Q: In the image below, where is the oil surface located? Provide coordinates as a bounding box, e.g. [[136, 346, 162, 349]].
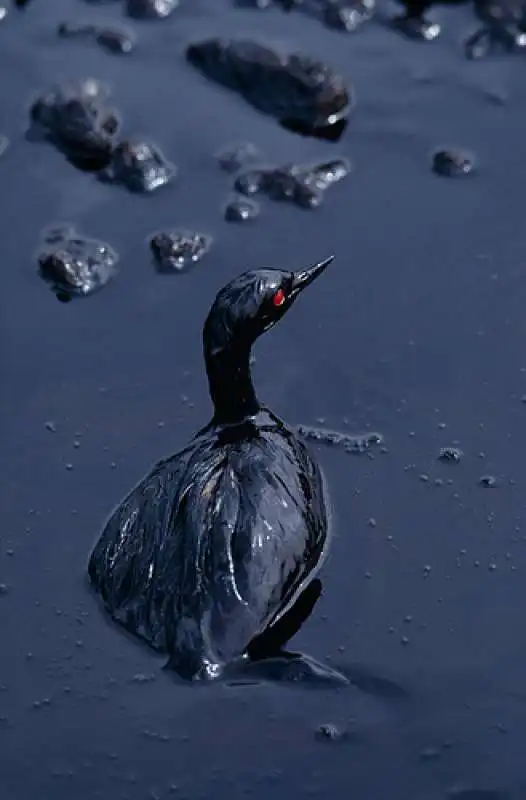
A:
[[1, 1, 526, 799]]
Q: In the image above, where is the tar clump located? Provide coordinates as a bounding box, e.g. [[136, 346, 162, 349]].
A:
[[126, 0, 179, 18], [100, 139, 176, 192], [240, 0, 375, 32], [394, 0, 526, 56], [37, 226, 119, 302], [234, 158, 351, 210], [438, 447, 463, 463], [224, 196, 261, 222], [186, 38, 353, 140], [150, 230, 212, 272], [28, 78, 120, 171], [432, 149, 475, 177]]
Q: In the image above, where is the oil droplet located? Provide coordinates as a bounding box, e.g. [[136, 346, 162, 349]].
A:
[[438, 447, 463, 463], [479, 475, 497, 488], [316, 723, 346, 741], [432, 149, 475, 177]]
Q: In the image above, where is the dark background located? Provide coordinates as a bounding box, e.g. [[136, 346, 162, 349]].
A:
[[2, 2, 526, 798]]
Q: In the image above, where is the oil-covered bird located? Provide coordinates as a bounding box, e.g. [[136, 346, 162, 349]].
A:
[[88, 256, 346, 684]]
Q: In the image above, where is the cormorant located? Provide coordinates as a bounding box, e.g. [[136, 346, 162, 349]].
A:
[[88, 255, 346, 684]]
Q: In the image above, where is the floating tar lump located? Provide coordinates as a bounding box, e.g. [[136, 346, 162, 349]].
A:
[[322, 0, 376, 31], [150, 230, 212, 272], [28, 79, 120, 171], [237, 0, 375, 32], [438, 446, 463, 463], [432, 149, 475, 177], [394, 0, 526, 55], [234, 158, 351, 210], [186, 38, 353, 140], [100, 139, 176, 192], [126, 0, 179, 18], [467, 0, 526, 57], [37, 226, 119, 302], [224, 196, 261, 222]]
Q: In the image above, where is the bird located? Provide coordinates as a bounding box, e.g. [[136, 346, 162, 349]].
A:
[[88, 255, 347, 684]]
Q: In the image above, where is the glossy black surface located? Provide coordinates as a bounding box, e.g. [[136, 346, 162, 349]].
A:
[[150, 229, 213, 272], [432, 148, 475, 177], [126, 0, 179, 18], [262, 0, 376, 31], [37, 225, 119, 301], [224, 196, 261, 221], [88, 259, 338, 682], [396, 0, 526, 50], [28, 78, 120, 171], [234, 157, 351, 209], [100, 139, 176, 192], [186, 38, 353, 138], [3, 2, 526, 798]]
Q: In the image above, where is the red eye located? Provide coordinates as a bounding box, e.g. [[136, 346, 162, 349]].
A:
[[272, 288, 286, 307]]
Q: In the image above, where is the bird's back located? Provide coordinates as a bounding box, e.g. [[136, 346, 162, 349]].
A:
[[88, 409, 329, 679]]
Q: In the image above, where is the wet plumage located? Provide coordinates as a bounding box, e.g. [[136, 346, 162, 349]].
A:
[[88, 257, 340, 682]]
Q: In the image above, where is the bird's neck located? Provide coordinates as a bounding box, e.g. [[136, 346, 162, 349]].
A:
[[205, 341, 260, 425]]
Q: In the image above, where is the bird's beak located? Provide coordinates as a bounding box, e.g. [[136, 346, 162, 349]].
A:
[[291, 255, 334, 298]]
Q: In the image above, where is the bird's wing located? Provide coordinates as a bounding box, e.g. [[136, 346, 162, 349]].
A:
[[88, 426, 328, 667], [197, 428, 328, 660], [87, 436, 215, 651]]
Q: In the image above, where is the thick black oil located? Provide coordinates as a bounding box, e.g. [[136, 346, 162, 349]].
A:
[[1, 1, 526, 799]]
